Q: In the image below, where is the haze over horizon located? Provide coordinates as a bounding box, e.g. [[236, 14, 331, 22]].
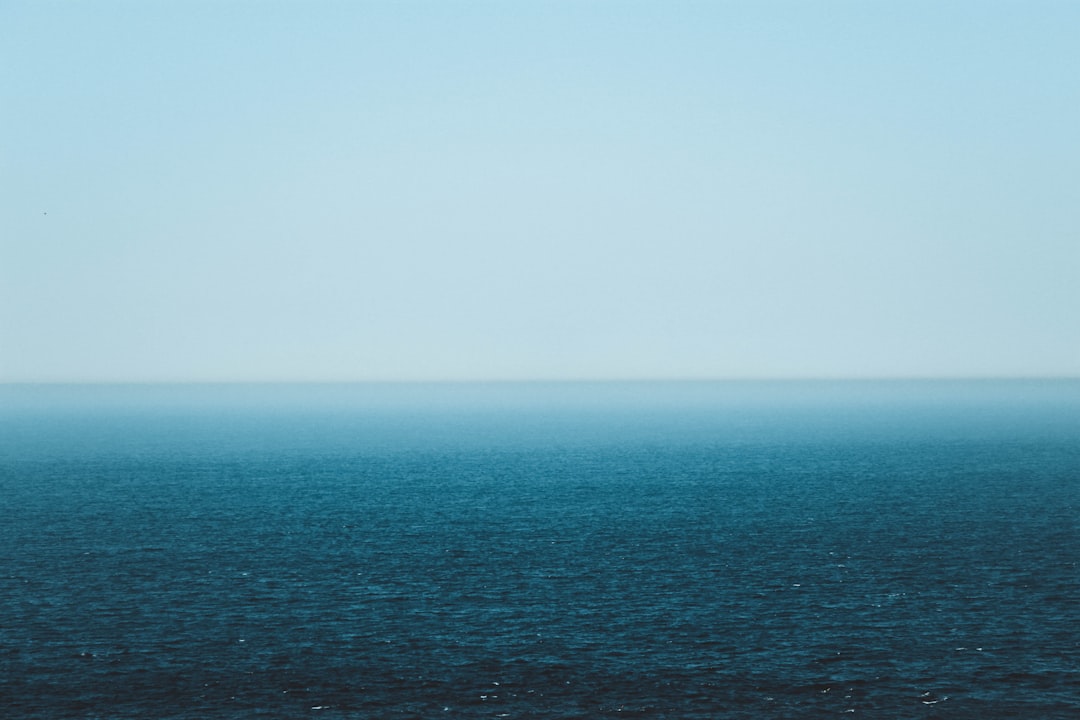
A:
[[3, 2, 1078, 383]]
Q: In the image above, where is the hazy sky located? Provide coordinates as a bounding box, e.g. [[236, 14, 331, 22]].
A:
[[3, 1, 1078, 382]]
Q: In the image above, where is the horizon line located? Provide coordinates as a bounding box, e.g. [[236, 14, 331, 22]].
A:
[[3, 375, 1079, 386]]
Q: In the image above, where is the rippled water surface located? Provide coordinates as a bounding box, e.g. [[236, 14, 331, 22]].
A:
[[2, 381, 1078, 718]]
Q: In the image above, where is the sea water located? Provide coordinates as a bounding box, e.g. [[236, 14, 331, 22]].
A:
[[1, 381, 1078, 718]]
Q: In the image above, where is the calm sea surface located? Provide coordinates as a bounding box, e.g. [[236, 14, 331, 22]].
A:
[[1, 381, 1078, 718]]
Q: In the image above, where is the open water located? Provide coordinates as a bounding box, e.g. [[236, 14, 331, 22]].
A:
[[1, 381, 1078, 718]]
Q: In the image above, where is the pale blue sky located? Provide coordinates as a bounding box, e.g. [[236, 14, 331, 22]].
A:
[[2, 1, 1078, 382]]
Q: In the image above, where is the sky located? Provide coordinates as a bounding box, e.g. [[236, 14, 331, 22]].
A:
[[2, 1, 1078, 382]]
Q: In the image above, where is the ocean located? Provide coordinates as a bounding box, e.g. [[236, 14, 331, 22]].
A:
[[1, 381, 1078, 718]]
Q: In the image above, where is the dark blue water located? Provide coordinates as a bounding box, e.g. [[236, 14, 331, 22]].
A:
[[2, 381, 1078, 718]]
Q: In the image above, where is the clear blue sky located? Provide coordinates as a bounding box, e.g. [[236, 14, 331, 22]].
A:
[[2, 1, 1078, 382]]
